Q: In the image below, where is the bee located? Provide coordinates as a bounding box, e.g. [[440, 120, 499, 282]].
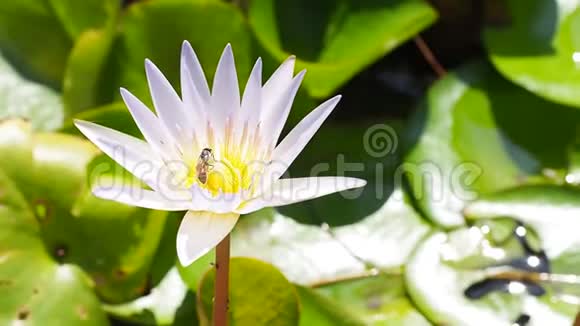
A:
[[196, 148, 214, 184]]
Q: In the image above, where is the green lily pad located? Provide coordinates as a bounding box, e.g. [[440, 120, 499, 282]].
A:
[[62, 102, 141, 139], [464, 184, 580, 274], [114, 0, 252, 102], [316, 275, 431, 325], [0, 120, 167, 303], [249, 0, 437, 98], [197, 257, 300, 326], [104, 267, 197, 325], [63, 28, 117, 115], [278, 122, 402, 226], [0, 53, 63, 131], [0, 0, 71, 86], [406, 229, 577, 325], [232, 189, 430, 285], [0, 0, 119, 87], [296, 286, 363, 326], [0, 154, 108, 325], [484, 0, 580, 107], [404, 61, 580, 228], [48, 0, 120, 40], [278, 121, 401, 226]]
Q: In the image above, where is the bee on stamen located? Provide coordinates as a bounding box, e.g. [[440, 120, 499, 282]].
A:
[[196, 148, 214, 184]]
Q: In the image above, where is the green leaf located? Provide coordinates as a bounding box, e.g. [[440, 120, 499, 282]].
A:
[[0, 120, 167, 303], [197, 257, 300, 326], [0, 53, 63, 131], [406, 229, 576, 325], [0, 152, 108, 325], [277, 122, 402, 226], [484, 0, 580, 107], [464, 184, 580, 273], [296, 286, 363, 326], [249, 0, 437, 98], [232, 189, 431, 285], [404, 61, 580, 228], [62, 28, 117, 115], [317, 275, 431, 325], [0, 0, 71, 86], [0, 0, 119, 87], [104, 267, 198, 325], [114, 0, 252, 102], [62, 102, 141, 138], [48, 0, 120, 40], [177, 249, 215, 292]]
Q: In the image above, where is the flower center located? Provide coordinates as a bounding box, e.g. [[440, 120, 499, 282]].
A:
[[173, 118, 271, 197], [181, 146, 261, 196]]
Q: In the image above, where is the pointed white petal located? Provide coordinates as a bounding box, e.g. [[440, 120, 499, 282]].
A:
[[237, 176, 366, 214], [74, 120, 163, 189], [181, 65, 207, 146], [177, 210, 239, 266], [262, 55, 296, 115], [181, 41, 211, 104], [93, 186, 192, 211], [211, 44, 240, 132], [185, 185, 245, 214], [240, 58, 262, 129], [145, 59, 189, 141], [120, 88, 176, 159], [261, 70, 305, 145], [260, 96, 341, 188]]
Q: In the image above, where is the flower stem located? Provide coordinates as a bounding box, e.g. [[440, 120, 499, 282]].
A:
[[213, 234, 230, 326], [413, 35, 446, 78]]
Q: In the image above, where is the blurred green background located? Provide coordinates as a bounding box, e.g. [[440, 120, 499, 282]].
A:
[[1, 0, 580, 325]]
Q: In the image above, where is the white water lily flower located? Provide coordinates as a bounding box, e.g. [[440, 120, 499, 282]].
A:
[[75, 42, 366, 266]]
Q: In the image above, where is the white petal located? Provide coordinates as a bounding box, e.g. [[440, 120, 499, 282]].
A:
[[120, 88, 176, 159], [74, 120, 162, 189], [211, 44, 240, 133], [93, 185, 192, 211], [181, 41, 211, 105], [262, 55, 296, 115], [261, 70, 305, 145], [177, 210, 239, 266], [145, 59, 189, 142], [181, 65, 207, 147], [187, 186, 245, 214], [237, 176, 366, 214], [240, 58, 262, 130], [261, 96, 341, 188]]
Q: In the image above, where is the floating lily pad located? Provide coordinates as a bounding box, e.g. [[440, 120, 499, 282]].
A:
[[0, 0, 119, 87], [104, 267, 197, 325], [406, 229, 576, 325], [63, 28, 117, 115], [0, 53, 63, 131], [484, 0, 580, 108], [114, 0, 252, 102], [232, 189, 430, 285], [316, 275, 431, 325], [197, 257, 300, 326], [296, 286, 363, 326], [278, 122, 403, 226], [0, 120, 167, 303], [464, 184, 580, 274], [0, 154, 108, 325], [404, 61, 580, 227], [249, 0, 437, 98]]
